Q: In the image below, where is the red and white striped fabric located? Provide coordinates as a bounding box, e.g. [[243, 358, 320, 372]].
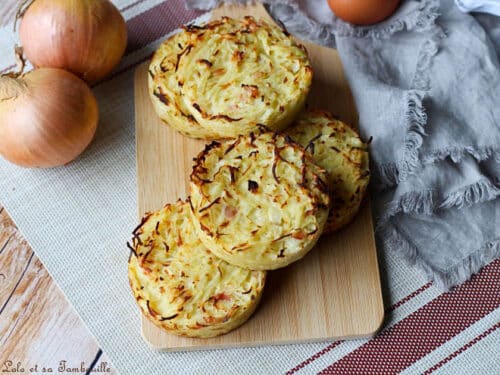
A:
[[0, 1, 498, 374]]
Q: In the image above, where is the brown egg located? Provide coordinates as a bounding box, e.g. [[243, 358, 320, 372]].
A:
[[327, 0, 401, 25]]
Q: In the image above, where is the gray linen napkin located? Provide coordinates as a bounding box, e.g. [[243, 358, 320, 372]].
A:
[[186, 0, 500, 289]]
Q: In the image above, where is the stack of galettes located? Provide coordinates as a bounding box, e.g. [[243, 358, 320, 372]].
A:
[[128, 16, 370, 338]]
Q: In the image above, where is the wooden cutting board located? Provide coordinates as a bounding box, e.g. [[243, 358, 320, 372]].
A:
[[134, 3, 384, 351]]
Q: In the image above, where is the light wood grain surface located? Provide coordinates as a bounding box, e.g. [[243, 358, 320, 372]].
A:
[[135, 3, 383, 351], [0, 206, 115, 373], [0, 2, 114, 373]]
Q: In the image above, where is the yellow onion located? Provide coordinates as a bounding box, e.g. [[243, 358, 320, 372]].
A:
[[19, 0, 127, 83], [326, 0, 401, 25], [0, 67, 98, 168]]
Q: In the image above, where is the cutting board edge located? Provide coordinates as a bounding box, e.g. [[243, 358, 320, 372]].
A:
[[141, 317, 385, 352]]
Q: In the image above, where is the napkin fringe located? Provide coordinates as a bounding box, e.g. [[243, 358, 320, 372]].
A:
[[376, 164, 400, 188], [440, 178, 500, 209], [412, 33, 444, 90], [266, 2, 336, 47], [423, 145, 500, 164], [399, 90, 428, 179], [382, 224, 500, 289], [382, 190, 435, 223], [186, 0, 441, 43], [378, 25, 445, 188], [379, 178, 500, 225], [268, 0, 441, 41], [372, 89, 428, 189], [343, 0, 439, 39]]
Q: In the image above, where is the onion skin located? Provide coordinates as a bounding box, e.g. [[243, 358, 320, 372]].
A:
[[0, 68, 98, 168], [19, 0, 127, 83], [326, 0, 401, 25]]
